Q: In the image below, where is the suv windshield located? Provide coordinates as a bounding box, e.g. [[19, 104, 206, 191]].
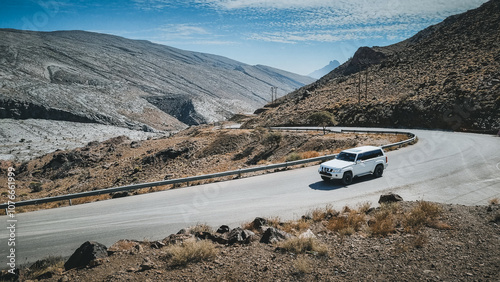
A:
[[336, 152, 356, 162]]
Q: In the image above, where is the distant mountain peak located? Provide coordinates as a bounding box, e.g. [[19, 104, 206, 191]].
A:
[[308, 60, 341, 79]]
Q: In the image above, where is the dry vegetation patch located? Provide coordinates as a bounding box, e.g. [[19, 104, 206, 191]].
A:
[[4, 200, 499, 281], [165, 239, 218, 267]]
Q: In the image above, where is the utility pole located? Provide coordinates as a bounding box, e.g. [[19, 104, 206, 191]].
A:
[[358, 72, 361, 104], [365, 70, 368, 101], [271, 86, 278, 103]]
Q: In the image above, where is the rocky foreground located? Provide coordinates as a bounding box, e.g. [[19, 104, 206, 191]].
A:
[[3, 197, 499, 281]]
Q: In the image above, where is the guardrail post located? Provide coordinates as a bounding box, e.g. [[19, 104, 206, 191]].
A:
[[238, 168, 241, 178], [69, 199, 72, 206]]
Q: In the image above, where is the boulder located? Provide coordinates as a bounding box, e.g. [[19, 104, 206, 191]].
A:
[[252, 217, 268, 230], [64, 241, 108, 270], [378, 193, 403, 204], [228, 227, 255, 245], [195, 231, 228, 244], [260, 227, 291, 244], [216, 225, 230, 234], [299, 229, 317, 239], [162, 234, 193, 245]]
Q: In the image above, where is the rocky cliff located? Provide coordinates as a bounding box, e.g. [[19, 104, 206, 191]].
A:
[[0, 29, 315, 131], [246, 0, 500, 132]]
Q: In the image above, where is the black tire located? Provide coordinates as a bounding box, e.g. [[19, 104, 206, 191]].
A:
[[373, 165, 384, 178], [321, 176, 330, 182], [342, 172, 353, 185]]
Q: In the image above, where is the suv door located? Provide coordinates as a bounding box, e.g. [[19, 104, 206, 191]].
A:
[[353, 153, 370, 176], [362, 150, 378, 173]]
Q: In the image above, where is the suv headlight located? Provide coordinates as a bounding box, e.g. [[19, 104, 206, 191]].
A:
[[332, 168, 342, 173]]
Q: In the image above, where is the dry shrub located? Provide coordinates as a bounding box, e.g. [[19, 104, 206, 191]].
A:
[[266, 217, 282, 229], [277, 237, 328, 256], [167, 239, 218, 267], [25, 256, 64, 280], [286, 152, 302, 162], [489, 198, 499, 205], [327, 216, 348, 232], [293, 256, 312, 274], [311, 204, 337, 222], [188, 224, 213, 234], [327, 209, 365, 234], [357, 202, 372, 214], [370, 209, 396, 237], [241, 220, 256, 232], [404, 201, 441, 233], [300, 151, 320, 159], [338, 227, 355, 237], [282, 219, 311, 234]]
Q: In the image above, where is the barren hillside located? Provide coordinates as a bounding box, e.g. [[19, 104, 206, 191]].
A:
[[0, 29, 315, 131], [246, 0, 500, 132]]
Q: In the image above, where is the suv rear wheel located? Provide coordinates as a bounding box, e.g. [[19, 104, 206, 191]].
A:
[[342, 172, 353, 185], [373, 164, 384, 177]]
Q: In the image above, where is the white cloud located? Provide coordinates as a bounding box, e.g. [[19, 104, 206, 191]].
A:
[[159, 24, 211, 37]]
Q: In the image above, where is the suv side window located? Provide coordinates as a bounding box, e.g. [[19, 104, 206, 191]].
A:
[[357, 153, 367, 161], [360, 150, 383, 161]]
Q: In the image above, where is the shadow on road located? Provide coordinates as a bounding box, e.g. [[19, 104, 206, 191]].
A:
[[309, 181, 344, 191], [310, 175, 379, 191]]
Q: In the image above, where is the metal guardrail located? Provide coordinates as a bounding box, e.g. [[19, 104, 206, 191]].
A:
[[0, 128, 416, 210]]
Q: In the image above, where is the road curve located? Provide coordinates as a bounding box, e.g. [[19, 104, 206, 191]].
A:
[[2, 128, 499, 265]]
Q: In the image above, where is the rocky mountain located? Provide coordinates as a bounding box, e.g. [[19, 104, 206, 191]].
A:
[[247, 0, 500, 132], [308, 60, 340, 79], [0, 29, 315, 131]]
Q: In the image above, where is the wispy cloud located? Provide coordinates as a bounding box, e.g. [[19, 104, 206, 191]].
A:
[[130, 0, 488, 44], [159, 24, 211, 37]]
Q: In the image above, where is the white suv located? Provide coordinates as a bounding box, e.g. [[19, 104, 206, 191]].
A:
[[318, 146, 388, 185]]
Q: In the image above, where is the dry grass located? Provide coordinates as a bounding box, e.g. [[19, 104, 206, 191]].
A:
[[404, 201, 442, 233], [369, 208, 397, 237], [293, 256, 313, 274], [277, 237, 329, 256], [310, 204, 337, 222], [188, 224, 213, 234], [166, 239, 218, 267], [71, 194, 112, 205], [357, 202, 372, 214], [326, 209, 365, 234], [282, 219, 311, 234], [25, 256, 64, 280], [300, 151, 320, 159], [489, 198, 499, 205]]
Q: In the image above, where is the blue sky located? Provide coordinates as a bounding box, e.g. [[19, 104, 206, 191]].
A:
[[0, 0, 489, 75]]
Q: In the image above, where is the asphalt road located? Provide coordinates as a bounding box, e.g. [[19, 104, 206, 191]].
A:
[[2, 128, 500, 266]]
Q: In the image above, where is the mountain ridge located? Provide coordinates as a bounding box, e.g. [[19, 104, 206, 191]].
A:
[[0, 29, 315, 131], [246, 0, 500, 132]]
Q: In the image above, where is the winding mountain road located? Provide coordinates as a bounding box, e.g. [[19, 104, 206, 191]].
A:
[[2, 128, 500, 266]]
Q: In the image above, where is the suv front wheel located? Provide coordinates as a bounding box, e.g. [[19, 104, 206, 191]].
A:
[[342, 172, 353, 185]]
